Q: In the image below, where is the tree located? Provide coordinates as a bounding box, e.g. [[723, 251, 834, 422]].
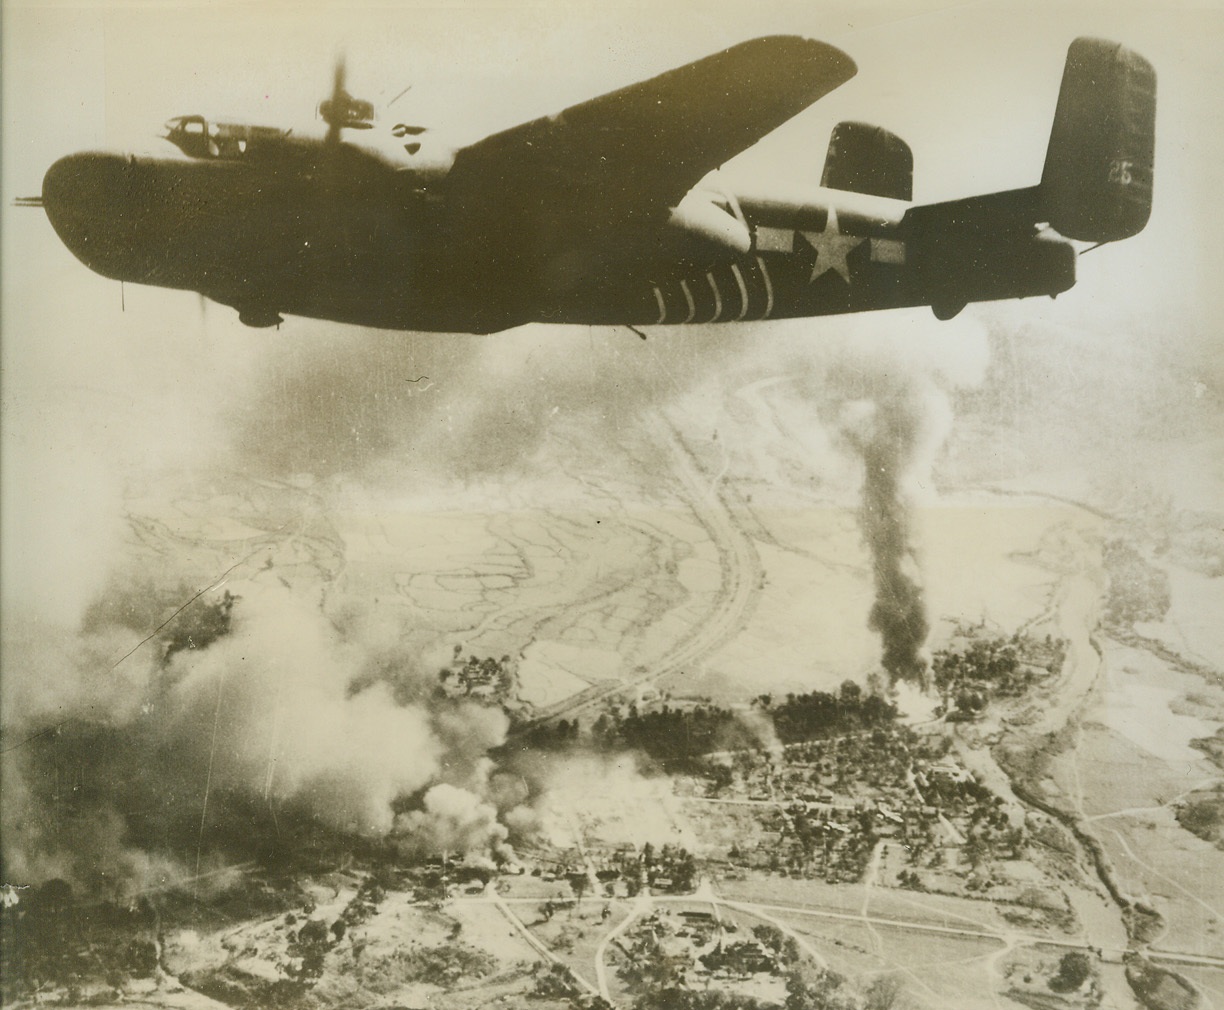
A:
[[752, 924, 785, 954], [1049, 951, 1093, 992], [786, 968, 857, 1010], [866, 975, 903, 1009], [533, 962, 580, 999], [963, 836, 989, 871], [673, 849, 697, 892], [708, 763, 734, 794]]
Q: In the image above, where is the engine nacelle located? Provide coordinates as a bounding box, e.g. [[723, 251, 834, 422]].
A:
[[665, 189, 752, 256]]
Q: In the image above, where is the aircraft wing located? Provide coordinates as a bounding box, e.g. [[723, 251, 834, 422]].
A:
[[443, 36, 856, 247]]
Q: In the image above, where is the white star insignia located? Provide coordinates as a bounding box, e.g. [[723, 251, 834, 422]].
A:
[[799, 208, 863, 284]]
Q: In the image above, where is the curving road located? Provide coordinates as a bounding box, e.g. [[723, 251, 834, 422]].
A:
[[645, 415, 764, 682], [521, 414, 763, 730]]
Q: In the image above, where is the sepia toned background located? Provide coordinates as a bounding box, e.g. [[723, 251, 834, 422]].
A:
[[3, 2, 1223, 1008]]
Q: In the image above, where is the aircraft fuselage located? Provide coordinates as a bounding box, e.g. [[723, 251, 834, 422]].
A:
[[41, 146, 1074, 333]]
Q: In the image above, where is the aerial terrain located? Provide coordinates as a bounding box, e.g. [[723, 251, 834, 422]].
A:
[[3, 4, 1223, 1010]]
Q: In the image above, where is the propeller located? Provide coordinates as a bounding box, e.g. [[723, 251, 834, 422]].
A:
[[319, 54, 374, 144]]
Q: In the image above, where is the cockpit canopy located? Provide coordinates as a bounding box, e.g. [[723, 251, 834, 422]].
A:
[[163, 115, 290, 160], [160, 113, 447, 174]]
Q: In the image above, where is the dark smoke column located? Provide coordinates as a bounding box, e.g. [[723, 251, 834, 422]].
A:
[[853, 393, 931, 687]]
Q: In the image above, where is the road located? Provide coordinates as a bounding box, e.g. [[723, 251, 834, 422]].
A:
[[445, 886, 1224, 992], [515, 416, 762, 733], [593, 893, 653, 1001], [486, 881, 602, 997]]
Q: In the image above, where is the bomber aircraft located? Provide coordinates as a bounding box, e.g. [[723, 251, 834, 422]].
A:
[[36, 36, 1154, 333]]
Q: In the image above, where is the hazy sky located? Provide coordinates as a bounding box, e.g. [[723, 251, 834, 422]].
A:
[[2, 0, 1222, 623]]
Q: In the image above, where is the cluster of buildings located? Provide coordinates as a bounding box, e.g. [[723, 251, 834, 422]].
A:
[[693, 727, 1028, 892], [437, 651, 516, 701], [519, 841, 698, 897], [615, 909, 789, 1003]]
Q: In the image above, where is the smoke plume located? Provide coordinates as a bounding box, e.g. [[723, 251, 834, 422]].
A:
[[843, 381, 935, 685], [828, 321, 986, 687], [394, 783, 510, 860], [694, 314, 988, 688], [1, 579, 518, 897], [517, 753, 698, 851]]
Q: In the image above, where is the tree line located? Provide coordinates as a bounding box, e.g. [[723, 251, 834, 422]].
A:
[[582, 682, 896, 763]]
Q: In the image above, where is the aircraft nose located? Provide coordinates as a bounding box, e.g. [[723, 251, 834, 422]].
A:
[[42, 152, 145, 276]]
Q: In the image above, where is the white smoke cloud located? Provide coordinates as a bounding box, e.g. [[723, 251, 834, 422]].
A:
[[1, 574, 519, 893], [165, 583, 447, 834], [524, 753, 698, 851], [393, 783, 509, 858]]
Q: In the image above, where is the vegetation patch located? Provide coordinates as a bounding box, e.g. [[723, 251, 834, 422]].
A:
[[1175, 790, 1224, 849], [1125, 953, 1200, 1010], [1103, 540, 1171, 629]]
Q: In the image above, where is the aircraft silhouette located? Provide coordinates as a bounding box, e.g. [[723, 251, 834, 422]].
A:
[[37, 36, 1154, 333]]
